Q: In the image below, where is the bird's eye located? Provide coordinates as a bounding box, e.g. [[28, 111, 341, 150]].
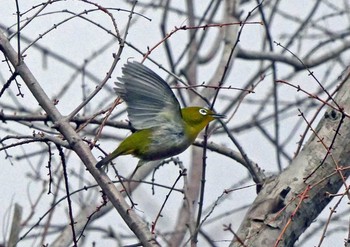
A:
[[199, 108, 207, 116]]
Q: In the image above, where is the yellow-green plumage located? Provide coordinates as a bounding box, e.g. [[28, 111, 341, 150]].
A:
[[96, 62, 223, 169]]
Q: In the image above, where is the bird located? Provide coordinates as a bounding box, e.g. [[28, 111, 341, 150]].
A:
[[95, 61, 224, 169]]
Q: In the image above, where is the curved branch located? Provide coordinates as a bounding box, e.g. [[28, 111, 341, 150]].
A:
[[237, 41, 350, 70]]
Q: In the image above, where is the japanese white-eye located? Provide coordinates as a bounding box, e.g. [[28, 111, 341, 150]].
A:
[[96, 61, 224, 169]]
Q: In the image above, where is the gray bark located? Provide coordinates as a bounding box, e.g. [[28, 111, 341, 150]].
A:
[[231, 70, 350, 247]]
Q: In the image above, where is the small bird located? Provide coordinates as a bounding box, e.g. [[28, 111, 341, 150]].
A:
[[96, 61, 224, 169]]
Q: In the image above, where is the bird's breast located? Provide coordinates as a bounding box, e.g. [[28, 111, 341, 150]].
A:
[[139, 124, 191, 160]]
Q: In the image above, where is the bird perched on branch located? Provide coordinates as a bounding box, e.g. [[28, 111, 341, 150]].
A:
[[96, 61, 224, 169]]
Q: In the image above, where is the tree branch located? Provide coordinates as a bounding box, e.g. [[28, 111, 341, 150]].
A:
[[230, 69, 350, 247]]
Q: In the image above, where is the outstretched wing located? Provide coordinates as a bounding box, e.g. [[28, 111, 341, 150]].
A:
[[115, 61, 182, 130]]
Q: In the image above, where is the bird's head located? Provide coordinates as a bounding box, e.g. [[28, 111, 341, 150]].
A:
[[181, 107, 225, 140]]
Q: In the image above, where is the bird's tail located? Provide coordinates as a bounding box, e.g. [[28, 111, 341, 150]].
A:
[[96, 147, 123, 169], [95, 154, 113, 169]]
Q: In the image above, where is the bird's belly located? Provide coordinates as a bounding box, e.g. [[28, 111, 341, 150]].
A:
[[139, 126, 190, 160]]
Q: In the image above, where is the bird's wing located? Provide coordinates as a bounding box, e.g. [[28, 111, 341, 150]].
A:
[[115, 61, 182, 130]]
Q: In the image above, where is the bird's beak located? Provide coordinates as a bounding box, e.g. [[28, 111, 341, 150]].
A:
[[210, 113, 226, 119]]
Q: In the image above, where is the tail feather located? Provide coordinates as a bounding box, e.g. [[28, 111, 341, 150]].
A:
[[96, 155, 113, 169]]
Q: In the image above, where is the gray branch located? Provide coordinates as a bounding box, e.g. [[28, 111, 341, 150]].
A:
[[230, 70, 350, 246], [0, 30, 158, 247]]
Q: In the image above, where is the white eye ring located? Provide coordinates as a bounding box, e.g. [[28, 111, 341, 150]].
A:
[[199, 108, 208, 116]]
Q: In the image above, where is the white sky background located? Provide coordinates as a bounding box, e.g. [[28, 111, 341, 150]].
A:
[[0, 0, 349, 246]]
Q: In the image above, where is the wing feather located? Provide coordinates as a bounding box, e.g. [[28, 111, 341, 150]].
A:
[[115, 61, 182, 129]]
